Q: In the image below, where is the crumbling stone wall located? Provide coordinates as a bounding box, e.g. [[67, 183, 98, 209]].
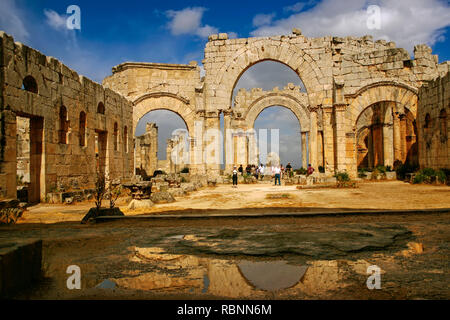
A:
[[2, 28, 450, 203], [0, 31, 134, 201], [15, 116, 30, 184], [135, 123, 158, 178], [417, 66, 450, 169]]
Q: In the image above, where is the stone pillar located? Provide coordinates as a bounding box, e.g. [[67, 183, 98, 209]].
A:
[[334, 104, 347, 172], [400, 115, 407, 163], [367, 128, 374, 168], [204, 112, 221, 176], [309, 108, 318, 170], [192, 117, 206, 174], [247, 130, 258, 166], [189, 137, 196, 174], [383, 124, 394, 167], [318, 130, 324, 168], [223, 110, 233, 173], [236, 131, 248, 167], [301, 131, 308, 168], [321, 106, 334, 173], [393, 113, 402, 163]]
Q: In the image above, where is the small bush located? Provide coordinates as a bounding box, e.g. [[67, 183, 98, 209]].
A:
[[375, 165, 387, 174], [295, 167, 308, 175], [412, 174, 425, 184], [436, 170, 447, 183], [358, 168, 367, 179], [181, 167, 189, 174], [412, 168, 447, 184], [334, 172, 350, 182]]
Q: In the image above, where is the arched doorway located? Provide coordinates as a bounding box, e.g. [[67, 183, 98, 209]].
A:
[[135, 109, 189, 178], [254, 106, 303, 169], [355, 101, 418, 171], [224, 61, 310, 172]]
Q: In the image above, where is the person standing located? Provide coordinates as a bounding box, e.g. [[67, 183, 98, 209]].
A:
[[232, 166, 238, 188], [246, 164, 252, 176], [274, 165, 281, 186], [238, 164, 244, 176], [307, 164, 315, 176], [286, 162, 293, 178], [259, 164, 265, 180]]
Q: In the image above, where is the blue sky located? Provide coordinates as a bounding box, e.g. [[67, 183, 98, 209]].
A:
[[1, 0, 449, 82], [1, 0, 450, 168]]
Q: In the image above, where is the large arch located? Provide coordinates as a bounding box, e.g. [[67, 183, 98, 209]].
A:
[[133, 94, 195, 135], [350, 83, 420, 170], [244, 93, 310, 131], [349, 82, 419, 128], [209, 40, 327, 109]]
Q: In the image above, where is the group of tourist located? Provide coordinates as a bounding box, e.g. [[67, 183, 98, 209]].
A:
[[232, 163, 315, 187]]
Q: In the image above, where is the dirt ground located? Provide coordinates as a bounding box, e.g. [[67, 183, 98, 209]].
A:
[[18, 181, 450, 224], [2, 180, 449, 300]]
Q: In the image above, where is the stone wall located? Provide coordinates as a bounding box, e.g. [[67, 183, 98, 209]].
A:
[[0, 31, 134, 202], [417, 67, 450, 169], [135, 123, 158, 178], [2, 28, 450, 203]]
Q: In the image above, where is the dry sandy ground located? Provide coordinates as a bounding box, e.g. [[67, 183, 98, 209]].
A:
[[18, 181, 450, 224]]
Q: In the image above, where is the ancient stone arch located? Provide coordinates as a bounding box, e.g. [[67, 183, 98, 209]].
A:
[[348, 82, 419, 129], [207, 39, 327, 109], [133, 94, 195, 135], [350, 83, 419, 169], [3, 29, 450, 202], [244, 93, 310, 131]]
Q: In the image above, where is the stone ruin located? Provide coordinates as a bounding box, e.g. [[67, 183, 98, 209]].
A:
[[0, 29, 448, 204]]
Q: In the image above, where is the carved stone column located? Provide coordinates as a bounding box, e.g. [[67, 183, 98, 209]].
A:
[[301, 131, 308, 168], [334, 103, 348, 172], [393, 112, 404, 164], [309, 106, 319, 170], [383, 123, 394, 167], [321, 106, 334, 173], [223, 109, 234, 173]]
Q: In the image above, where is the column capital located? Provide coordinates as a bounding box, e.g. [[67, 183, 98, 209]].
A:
[[333, 103, 348, 112], [322, 105, 334, 113]]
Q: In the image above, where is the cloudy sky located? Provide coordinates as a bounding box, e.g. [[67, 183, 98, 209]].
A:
[[1, 0, 450, 168]]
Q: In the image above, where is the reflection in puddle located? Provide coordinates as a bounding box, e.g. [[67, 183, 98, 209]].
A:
[[110, 246, 373, 298], [237, 261, 308, 291]]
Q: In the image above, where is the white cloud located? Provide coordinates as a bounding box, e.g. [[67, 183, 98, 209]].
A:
[[44, 9, 67, 31], [0, 0, 29, 41], [283, 2, 306, 13], [253, 13, 276, 27], [166, 7, 218, 38], [251, 0, 450, 53]]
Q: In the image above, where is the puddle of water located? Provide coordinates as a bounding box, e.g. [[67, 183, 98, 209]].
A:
[[108, 246, 371, 298], [96, 279, 117, 289], [237, 261, 308, 291]]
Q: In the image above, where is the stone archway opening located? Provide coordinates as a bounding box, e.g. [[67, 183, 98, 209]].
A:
[[134, 109, 189, 178], [253, 106, 304, 170], [15, 113, 44, 204], [232, 60, 306, 107], [355, 101, 418, 172]]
